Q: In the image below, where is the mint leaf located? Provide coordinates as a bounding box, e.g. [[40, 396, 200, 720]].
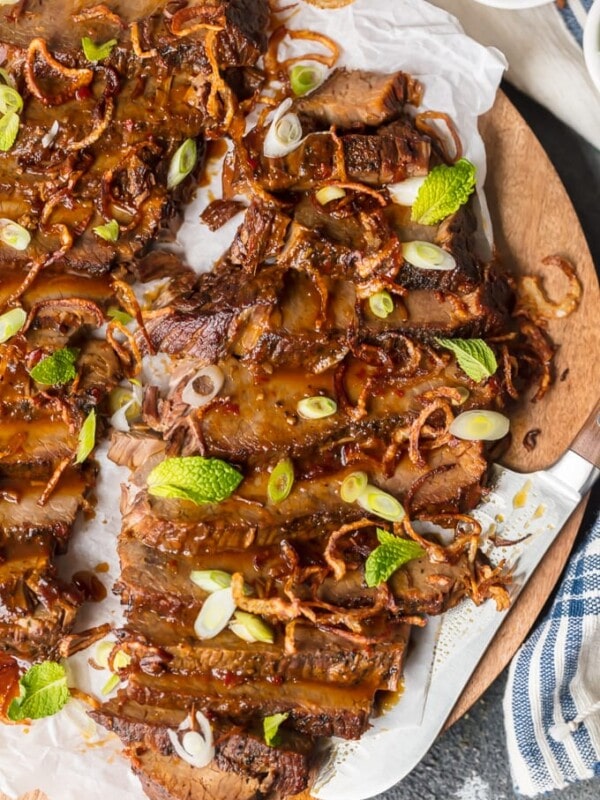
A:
[[29, 347, 78, 385], [365, 529, 425, 588], [411, 158, 476, 226], [435, 337, 498, 383], [7, 661, 69, 721], [263, 712, 289, 747], [75, 409, 96, 464], [147, 457, 243, 505]]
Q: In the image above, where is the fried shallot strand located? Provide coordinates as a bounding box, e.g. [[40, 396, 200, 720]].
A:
[[265, 26, 340, 79], [25, 38, 93, 106], [415, 110, 463, 164], [516, 255, 582, 323], [324, 519, 376, 580], [37, 456, 71, 507]]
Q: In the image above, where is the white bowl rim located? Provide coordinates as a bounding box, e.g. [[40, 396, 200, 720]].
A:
[[584, 0, 600, 94]]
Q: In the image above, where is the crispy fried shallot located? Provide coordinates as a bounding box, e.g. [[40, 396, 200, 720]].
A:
[[169, 5, 225, 36], [111, 278, 155, 354], [130, 22, 158, 59], [23, 298, 105, 332], [265, 26, 340, 79], [517, 255, 582, 323], [324, 519, 376, 580], [37, 456, 71, 507], [106, 319, 142, 377], [408, 398, 455, 467], [415, 110, 463, 164], [58, 623, 112, 658], [72, 5, 125, 26], [25, 38, 94, 107]]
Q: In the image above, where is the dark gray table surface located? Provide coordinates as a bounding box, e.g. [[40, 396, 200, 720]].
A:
[[377, 82, 600, 800]]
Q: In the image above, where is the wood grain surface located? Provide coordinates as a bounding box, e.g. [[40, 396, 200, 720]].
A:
[[446, 90, 599, 726], [7, 92, 599, 800]]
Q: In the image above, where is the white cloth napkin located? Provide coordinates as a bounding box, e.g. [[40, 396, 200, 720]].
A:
[[433, 0, 600, 149]]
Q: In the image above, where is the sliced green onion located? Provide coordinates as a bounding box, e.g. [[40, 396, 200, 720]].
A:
[[0, 307, 26, 344], [194, 586, 236, 640], [81, 37, 117, 62], [456, 386, 470, 404], [113, 650, 132, 671], [101, 673, 120, 696], [315, 185, 346, 205], [108, 386, 141, 432], [297, 396, 337, 420], [75, 409, 96, 464], [107, 306, 134, 325], [229, 611, 274, 644], [0, 110, 19, 151], [190, 569, 252, 596], [95, 641, 114, 670], [449, 410, 510, 442], [290, 63, 326, 96], [0, 68, 16, 88], [263, 98, 304, 159], [93, 219, 119, 242], [340, 471, 368, 503], [167, 138, 197, 189], [357, 485, 405, 523], [190, 570, 232, 593], [0, 84, 23, 115], [267, 458, 294, 504], [388, 176, 428, 207], [402, 241, 456, 272], [368, 291, 394, 319], [0, 218, 30, 250]]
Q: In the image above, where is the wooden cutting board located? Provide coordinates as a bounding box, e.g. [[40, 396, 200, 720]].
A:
[[447, 89, 599, 725], [4, 91, 598, 800]]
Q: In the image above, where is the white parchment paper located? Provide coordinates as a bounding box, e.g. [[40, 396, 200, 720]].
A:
[[0, 2, 506, 797]]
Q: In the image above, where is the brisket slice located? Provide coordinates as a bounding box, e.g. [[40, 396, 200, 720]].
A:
[[119, 607, 408, 692], [132, 750, 263, 800], [150, 352, 497, 461], [243, 120, 430, 193], [119, 440, 486, 556], [125, 670, 373, 739], [294, 68, 420, 130], [91, 698, 315, 797]]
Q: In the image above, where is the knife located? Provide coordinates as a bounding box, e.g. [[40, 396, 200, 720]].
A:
[[313, 399, 600, 800]]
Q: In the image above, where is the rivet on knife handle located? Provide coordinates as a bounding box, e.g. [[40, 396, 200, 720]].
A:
[[570, 397, 600, 469]]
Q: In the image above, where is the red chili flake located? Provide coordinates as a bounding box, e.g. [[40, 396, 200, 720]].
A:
[[220, 401, 240, 415], [26, 348, 45, 369], [247, 156, 258, 171], [76, 86, 92, 101]]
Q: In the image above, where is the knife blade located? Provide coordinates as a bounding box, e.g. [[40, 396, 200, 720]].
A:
[[314, 400, 600, 800]]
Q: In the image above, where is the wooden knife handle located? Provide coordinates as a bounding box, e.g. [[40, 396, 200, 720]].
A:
[[570, 397, 600, 468]]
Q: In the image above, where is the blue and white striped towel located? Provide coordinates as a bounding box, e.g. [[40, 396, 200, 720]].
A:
[[558, 0, 594, 47], [503, 513, 600, 795]]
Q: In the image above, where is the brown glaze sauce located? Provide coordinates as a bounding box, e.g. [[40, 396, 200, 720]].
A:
[[0, 654, 20, 718], [73, 570, 107, 602]]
